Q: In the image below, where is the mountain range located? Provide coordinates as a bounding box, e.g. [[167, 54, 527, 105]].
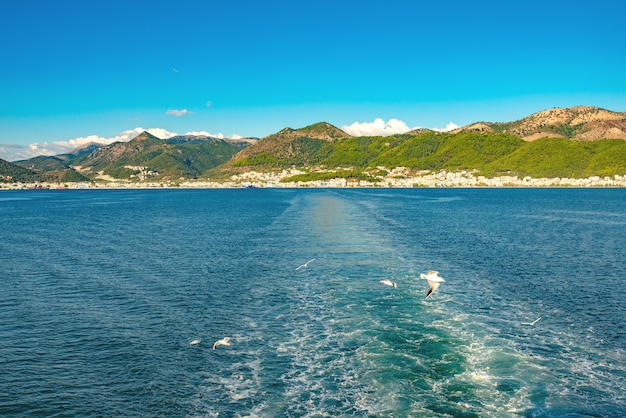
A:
[[2, 106, 626, 184], [3, 134, 254, 183]]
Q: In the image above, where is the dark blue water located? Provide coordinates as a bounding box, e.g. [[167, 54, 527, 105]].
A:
[[1, 188, 625, 417]]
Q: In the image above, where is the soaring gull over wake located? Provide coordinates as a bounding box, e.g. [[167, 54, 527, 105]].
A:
[[420, 270, 445, 299], [213, 337, 231, 349], [380, 279, 397, 288], [296, 258, 316, 270], [522, 316, 542, 326]]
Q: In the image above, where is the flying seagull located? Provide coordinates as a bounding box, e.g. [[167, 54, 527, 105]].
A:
[[189, 339, 201, 346], [213, 337, 231, 350], [296, 258, 316, 270], [522, 316, 542, 326], [380, 279, 397, 288], [420, 270, 445, 299]]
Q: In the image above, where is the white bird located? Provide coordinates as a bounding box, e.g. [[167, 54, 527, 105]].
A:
[[296, 258, 316, 270], [213, 337, 231, 350], [189, 339, 201, 346], [380, 279, 397, 288], [420, 270, 445, 299], [523, 316, 542, 326]]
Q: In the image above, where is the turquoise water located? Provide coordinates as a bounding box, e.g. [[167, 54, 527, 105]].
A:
[[1, 188, 625, 417]]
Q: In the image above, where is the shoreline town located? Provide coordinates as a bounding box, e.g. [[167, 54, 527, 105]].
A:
[[3, 169, 626, 190]]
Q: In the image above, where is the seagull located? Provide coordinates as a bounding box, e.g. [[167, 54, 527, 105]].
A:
[[296, 258, 316, 270], [522, 316, 542, 326], [420, 270, 445, 299], [189, 339, 201, 346], [213, 337, 231, 350], [380, 279, 397, 288]]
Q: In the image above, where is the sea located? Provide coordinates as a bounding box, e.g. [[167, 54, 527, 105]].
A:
[[1, 188, 625, 417]]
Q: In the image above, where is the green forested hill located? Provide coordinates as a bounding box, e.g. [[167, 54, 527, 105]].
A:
[[228, 122, 350, 169], [225, 128, 626, 180], [0, 158, 41, 182], [2, 156, 90, 183], [15, 155, 70, 172], [368, 132, 524, 170], [483, 138, 626, 178]]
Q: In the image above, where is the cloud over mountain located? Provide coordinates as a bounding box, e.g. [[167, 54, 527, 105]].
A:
[[0, 126, 249, 161], [342, 118, 460, 136], [432, 122, 460, 132], [185, 131, 243, 140], [1, 128, 174, 161], [342, 118, 417, 136], [54, 128, 179, 151]]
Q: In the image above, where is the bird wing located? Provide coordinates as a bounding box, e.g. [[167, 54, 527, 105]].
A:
[[425, 281, 440, 299]]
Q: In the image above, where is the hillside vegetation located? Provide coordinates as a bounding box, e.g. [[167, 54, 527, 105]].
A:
[[226, 129, 626, 181], [484, 138, 626, 178], [0, 158, 42, 182]]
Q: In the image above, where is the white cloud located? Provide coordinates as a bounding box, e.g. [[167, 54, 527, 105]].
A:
[[1, 142, 57, 161], [54, 134, 117, 150], [185, 130, 224, 139], [342, 118, 420, 137], [144, 128, 178, 139], [184, 131, 244, 140], [166, 109, 191, 117], [28, 142, 55, 156], [205, 101, 213, 108], [52, 128, 177, 152], [0, 143, 51, 161], [432, 122, 460, 132], [343, 118, 461, 136]]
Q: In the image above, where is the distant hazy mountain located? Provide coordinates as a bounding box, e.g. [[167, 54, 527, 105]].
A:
[[67, 142, 106, 158], [165, 134, 258, 145]]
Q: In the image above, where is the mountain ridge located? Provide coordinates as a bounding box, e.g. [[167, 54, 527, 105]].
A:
[[3, 106, 626, 184], [452, 106, 626, 141], [224, 122, 351, 169]]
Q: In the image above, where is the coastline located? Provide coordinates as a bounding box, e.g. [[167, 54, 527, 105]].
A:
[[3, 169, 626, 190]]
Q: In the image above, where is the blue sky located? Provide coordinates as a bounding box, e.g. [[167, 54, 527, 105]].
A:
[[1, 0, 625, 161]]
